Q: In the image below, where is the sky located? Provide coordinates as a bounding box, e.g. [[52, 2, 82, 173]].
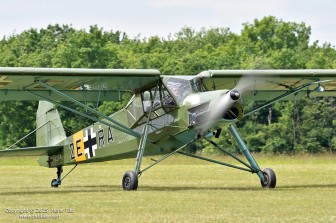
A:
[[0, 0, 336, 46]]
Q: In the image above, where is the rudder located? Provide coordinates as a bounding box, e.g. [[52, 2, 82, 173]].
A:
[[36, 101, 66, 147]]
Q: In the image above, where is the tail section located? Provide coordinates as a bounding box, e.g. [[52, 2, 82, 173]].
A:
[[36, 101, 66, 147]]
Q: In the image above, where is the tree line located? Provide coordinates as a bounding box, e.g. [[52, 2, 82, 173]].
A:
[[0, 16, 335, 153]]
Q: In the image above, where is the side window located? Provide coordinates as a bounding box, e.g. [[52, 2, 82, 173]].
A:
[[191, 78, 205, 92], [161, 85, 177, 107], [126, 95, 144, 125], [142, 88, 160, 114], [151, 88, 161, 109], [142, 91, 152, 113], [142, 84, 177, 114], [126, 83, 179, 127]]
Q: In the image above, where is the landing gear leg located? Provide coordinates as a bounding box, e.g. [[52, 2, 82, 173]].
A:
[[228, 125, 276, 188], [122, 82, 160, 191], [51, 166, 63, 188], [122, 113, 150, 191]]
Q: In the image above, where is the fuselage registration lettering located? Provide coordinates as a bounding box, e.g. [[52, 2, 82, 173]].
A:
[[69, 126, 114, 162]]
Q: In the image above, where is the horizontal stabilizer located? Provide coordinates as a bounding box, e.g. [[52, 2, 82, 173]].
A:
[[0, 146, 62, 157]]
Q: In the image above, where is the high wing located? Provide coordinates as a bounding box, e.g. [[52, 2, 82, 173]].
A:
[[197, 70, 336, 101], [0, 67, 161, 101], [0, 146, 62, 157]]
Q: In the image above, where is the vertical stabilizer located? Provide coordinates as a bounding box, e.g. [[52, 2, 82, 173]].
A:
[[36, 101, 66, 147]]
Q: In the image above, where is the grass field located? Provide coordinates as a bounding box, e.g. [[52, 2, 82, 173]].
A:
[[0, 154, 335, 223]]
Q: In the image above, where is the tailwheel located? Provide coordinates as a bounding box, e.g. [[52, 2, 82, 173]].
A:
[[260, 168, 276, 188], [122, 171, 138, 191], [51, 166, 63, 188], [51, 179, 60, 188]]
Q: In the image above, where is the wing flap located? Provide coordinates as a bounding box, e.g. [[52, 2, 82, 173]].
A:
[[0, 146, 63, 157]]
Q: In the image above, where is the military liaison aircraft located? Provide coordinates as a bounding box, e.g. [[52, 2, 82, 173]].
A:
[[0, 67, 335, 190]]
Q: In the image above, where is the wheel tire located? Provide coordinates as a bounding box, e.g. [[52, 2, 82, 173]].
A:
[[51, 179, 59, 188], [122, 171, 138, 191], [260, 168, 276, 188]]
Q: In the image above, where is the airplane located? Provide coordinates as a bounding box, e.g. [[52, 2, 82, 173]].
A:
[[0, 67, 335, 190]]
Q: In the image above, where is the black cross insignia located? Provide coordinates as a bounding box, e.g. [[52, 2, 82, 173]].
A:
[[84, 128, 97, 159]]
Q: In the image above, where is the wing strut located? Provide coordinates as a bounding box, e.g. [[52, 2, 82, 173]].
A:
[[36, 81, 137, 135], [27, 90, 140, 138], [25, 81, 145, 139], [134, 82, 159, 175], [244, 80, 330, 116]]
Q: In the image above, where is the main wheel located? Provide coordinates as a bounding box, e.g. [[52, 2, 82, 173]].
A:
[[122, 171, 138, 191], [51, 179, 59, 188], [260, 168, 276, 188]]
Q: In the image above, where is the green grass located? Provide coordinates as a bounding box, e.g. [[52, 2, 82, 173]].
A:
[[0, 155, 335, 223]]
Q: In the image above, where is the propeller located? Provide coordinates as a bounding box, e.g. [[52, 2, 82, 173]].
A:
[[233, 75, 257, 95], [202, 75, 258, 133], [205, 90, 241, 129]]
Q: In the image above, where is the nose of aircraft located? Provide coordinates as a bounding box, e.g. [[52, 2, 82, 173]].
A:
[[230, 90, 240, 101], [185, 90, 244, 132]]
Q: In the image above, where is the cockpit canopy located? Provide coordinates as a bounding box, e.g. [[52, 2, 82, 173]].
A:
[[125, 76, 205, 128], [165, 76, 205, 103]]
